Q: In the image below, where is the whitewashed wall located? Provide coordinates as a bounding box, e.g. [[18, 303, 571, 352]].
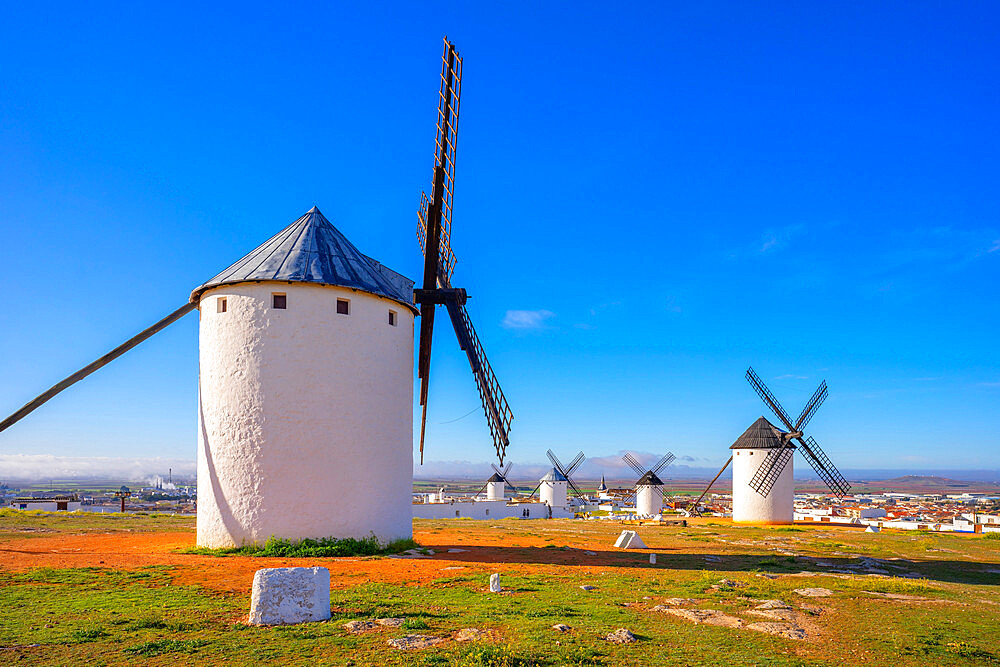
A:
[[732, 448, 794, 524], [196, 281, 415, 548], [540, 480, 568, 508], [412, 500, 574, 520], [636, 485, 663, 517], [486, 480, 504, 500]]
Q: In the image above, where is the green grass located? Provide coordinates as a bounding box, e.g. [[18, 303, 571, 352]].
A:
[[183, 534, 418, 558], [0, 508, 193, 540], [984, 532, 1000, 541], [3, 514, 1000, 665]]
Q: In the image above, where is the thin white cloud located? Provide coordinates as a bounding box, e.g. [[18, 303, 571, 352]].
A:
[[775, 374, 809, 380], [0, 454, 196, 483], [501, 310, 554, 330], [757, 224, 805, 254], [988, 240, 1000, 253]]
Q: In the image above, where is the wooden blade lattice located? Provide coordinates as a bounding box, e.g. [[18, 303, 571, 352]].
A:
[[445, 302, 512, 462]]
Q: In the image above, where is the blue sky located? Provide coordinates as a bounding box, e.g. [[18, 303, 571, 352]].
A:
[[1, 2, 997, 479]]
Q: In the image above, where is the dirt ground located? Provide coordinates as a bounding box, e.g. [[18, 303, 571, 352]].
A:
[[0, 520, 664, 592]]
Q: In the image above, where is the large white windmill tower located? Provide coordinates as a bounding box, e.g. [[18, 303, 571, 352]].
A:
[[192, 206, 420, 547], [730, 417, 795, 524]]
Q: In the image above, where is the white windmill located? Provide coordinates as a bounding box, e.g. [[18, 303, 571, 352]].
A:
[[731, 368, 849, 524], [475, 462, 516, 500], [0, 38, 513, 548], [622, 451, 675, 517], [529, 450, 585, 509]]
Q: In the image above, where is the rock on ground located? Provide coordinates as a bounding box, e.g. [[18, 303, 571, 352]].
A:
[[387, 635, 443, 650], [747, 609, 796, 622], [489, 573, 501, 593], [606, 628, 637, 643], [344, 620, 378, 634], [579, 585, 597, 591], [746, 622, 807, 640], [659, 608, 744, 629], [552, 624, 571, 632], [455, 628, 489, 642], [376, 618, 405, 627], [863, 591, 929, 601], [794, 587, 834, 597], [657, 598, 698, 606], [755, 600, 792, 610], [248, 567, 331, 626]]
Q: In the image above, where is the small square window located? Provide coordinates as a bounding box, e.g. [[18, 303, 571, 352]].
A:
[[336, 299, 350, 315], [388, 310, 397, 326], [272, 293, 286, 309], [217, 297, 227, 313]]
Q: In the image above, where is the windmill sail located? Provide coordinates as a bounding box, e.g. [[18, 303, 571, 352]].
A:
[[748, 445, 794, 496], [798, 436, 850, 496], [547, 449, 586, 496], [414, 37, 512, 464], [746, 367, 795, 431], [745, 368, 850, 498], [794, 381, 828, 431]]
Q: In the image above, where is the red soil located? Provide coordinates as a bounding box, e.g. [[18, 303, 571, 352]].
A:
[[0, 525, 642, 593]]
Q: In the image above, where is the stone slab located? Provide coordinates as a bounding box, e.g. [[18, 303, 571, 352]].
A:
[[249, 567, 331, 626]]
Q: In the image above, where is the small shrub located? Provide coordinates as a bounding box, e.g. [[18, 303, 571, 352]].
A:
[[402, 617, 430, 630], [453, 643, 537, 667], [123, 639, 208, 657], [70, 627, 108, 642], [851, 577, 933, 595], [984, 532, 1000, 541], [185, 535, 417, 558], [946, 641, 999, 662]]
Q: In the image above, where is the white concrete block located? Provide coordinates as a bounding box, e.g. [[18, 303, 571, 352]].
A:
[[248, 567, 331, 625], [649, 553, 657, 564], [614, 530, 647, 549], [489, 573, 501, 593]]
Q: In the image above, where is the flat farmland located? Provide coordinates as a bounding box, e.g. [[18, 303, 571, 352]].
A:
[[1, 511, 998, 665]]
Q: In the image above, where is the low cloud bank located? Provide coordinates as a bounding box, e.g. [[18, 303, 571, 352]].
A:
[[415, 451, 721, 481], [0, 454, 196, 483]]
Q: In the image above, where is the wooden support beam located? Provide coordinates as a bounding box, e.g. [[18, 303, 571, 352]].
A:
[[0, 302, 197, 436]]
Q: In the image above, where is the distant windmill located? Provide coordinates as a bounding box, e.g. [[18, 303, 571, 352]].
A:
[[475, 462, 517, 500], [622, 451, 675, 517], [529, 450, 586, 508], [693, 367, 849, 522]]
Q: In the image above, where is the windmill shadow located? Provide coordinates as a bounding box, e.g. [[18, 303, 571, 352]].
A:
[[421, 545, 1000, 587]]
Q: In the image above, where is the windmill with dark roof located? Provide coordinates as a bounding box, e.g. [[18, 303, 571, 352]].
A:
[[622, 451, 675, 517], [0, 38, 513, 549], [475, 462, 517, 500], [527, 450, 586, 509]]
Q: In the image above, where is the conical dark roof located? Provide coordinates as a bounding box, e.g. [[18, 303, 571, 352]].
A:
[[540, 467, 568, 482], [636, 471, 664, 486], [191, 206, 416, 311], [597, 475, 607, 491], [730, 416, 793, 449], [487, 472, 505, 482]]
